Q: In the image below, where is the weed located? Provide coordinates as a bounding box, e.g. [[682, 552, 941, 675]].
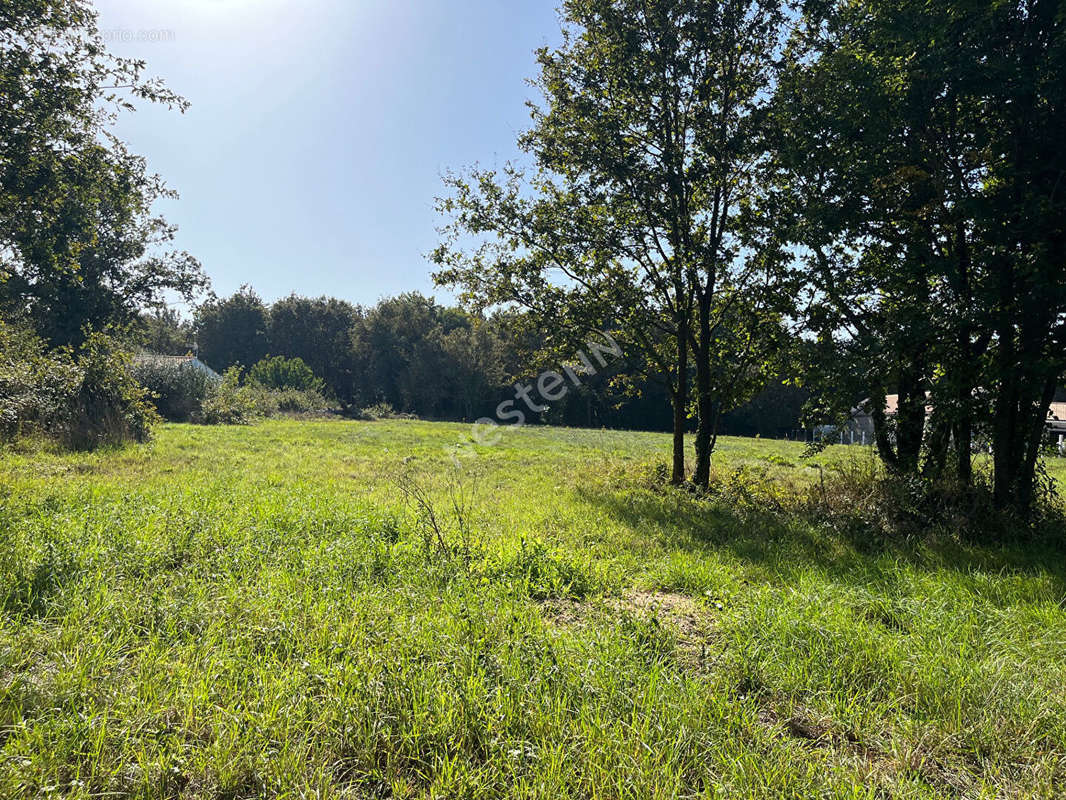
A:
[[393, 463, 479, 560]]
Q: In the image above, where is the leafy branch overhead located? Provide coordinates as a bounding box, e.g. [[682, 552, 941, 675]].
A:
[[0, 0, 206, 346]]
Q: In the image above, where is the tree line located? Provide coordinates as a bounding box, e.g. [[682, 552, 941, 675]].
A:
[[137, 287, 806, 436]]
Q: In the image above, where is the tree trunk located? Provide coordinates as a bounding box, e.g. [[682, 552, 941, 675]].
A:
[[953, 360, 975, 486], [991, 361, 1056, 516], [1016, 377, 1056, 516], [895, 364, 925, 475], [670, 327, 689, 485], [671, 397, 687, 485], [952, 225, 976, 488], [870, 388, 899, 471], [992, 375, 1020, 510], [693, 290, 715, 489], [921, 408, 951, 480], [954, 414, 973, 485], [693, 355, 714, 489]]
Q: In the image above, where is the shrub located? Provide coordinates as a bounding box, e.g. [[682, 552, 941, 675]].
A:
[[0, 320, 62, 441], [198, 366, 263, 425], [269, 387, 332, 415], [0, 320, 158, 449], [359, 402, 415, 420], [131, 357, 218, 421], [248, 355, 324, 393], [189, 365, 334, 426], [64, 332, 159, 449]]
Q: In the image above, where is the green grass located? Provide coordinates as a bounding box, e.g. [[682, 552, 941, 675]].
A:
[[2, 419, 1065, 798]]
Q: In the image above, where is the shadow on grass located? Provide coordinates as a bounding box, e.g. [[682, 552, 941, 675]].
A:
[[575, 482, 1066, 599]]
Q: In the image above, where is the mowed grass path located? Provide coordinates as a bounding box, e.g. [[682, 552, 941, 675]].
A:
[[2, 419, 1065, 799]]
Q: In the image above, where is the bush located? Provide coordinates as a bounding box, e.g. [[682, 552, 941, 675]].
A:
[[65, 332, 159, 449], [131, 357, 218, 421], [248, 355, 324, 392], [187, 365, 334, 426], [0, 320, 158, 449], [0, 320, 62, 441], [269, 387, 332, 415], [197, 366, 263, 425], [359, 402, 415, 420]]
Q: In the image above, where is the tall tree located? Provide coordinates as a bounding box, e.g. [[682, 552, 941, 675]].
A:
[[434, 0, 789, 486], [436, 317, 510, 421], [268, 295, 361, 404], [0, 0, 205, 344], [976, 0, 1066, 512], [350, 293, 453, 414], [773, 0, 1066, 514], [134, 306, 194, 355], [193, 287, 270, 371]]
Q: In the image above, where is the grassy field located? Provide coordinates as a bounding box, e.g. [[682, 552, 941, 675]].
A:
[[2, 419, 1066, 799]]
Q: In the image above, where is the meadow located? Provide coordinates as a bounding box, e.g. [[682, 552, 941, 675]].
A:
[[2, 419, 1065, 799]]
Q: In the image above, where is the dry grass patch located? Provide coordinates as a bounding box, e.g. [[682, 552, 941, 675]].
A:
[[541, 589, 716, 668]]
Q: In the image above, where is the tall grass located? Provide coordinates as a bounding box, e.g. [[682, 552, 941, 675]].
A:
[[0, 419, 1063, 798]]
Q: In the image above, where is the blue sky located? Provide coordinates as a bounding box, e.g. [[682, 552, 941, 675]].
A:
[[93, 0, 561, 309]]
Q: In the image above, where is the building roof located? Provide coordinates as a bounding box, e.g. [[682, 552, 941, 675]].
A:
[[853, 394, 901, 418], [1048, 402, 1066, 421], [135, 353, 195, 364], [133, 353, 221, 380], [857, 394, 1066, 431]]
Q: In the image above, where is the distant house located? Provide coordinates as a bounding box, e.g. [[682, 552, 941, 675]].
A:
[[848, 394, 903, 441], [133, 353, 221, 381], [1046, 402, 1066, 451], [845, 393, 1066, 447]]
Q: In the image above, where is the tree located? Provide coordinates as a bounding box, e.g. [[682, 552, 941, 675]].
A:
[[248, 355, 324, 393], [974, 0, 1066, 512], [267, 295, 361, 404], [133, 307, 194, 355], [436, 315, 511, 421], [773, 0, 1066, 514], [433, 0, 790, 486], [0, 0, 205, 345], [347, 294, 518, 420], [350, 294, 460, 416], [193, 287, 270, 372]]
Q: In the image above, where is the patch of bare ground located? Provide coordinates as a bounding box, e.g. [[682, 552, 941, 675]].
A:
[[541, 589, 716, 669]]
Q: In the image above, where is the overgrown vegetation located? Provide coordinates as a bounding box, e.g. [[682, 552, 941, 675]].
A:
[[130, 358, 217, 423], [196, 365, 261, 425], [196, 365, 332, 425], [0, 319, 157, 449], [1, 419, 1064, 797], [248, 355, 324, 393], [129, 356, 333, 427]]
